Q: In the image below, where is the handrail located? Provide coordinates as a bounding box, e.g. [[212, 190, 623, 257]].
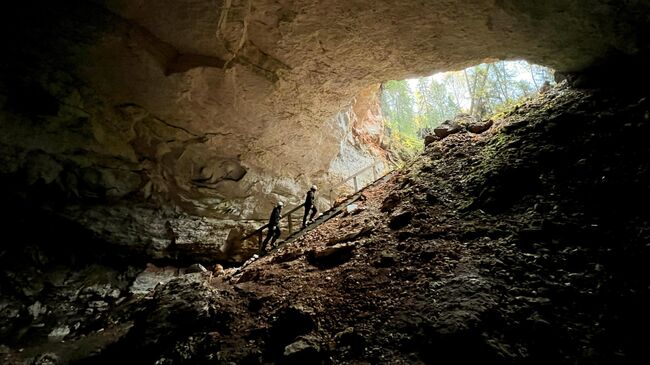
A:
[[240, 160, 390, 248], [328, 161, 385, 202], [332, 161, 383, 189], [241, 202, 306, 241], [340, 165, 372, 184]]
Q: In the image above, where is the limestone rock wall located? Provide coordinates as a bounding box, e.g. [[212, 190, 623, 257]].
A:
[[329, 84, 390, 198], [0, 0, 648, 262]]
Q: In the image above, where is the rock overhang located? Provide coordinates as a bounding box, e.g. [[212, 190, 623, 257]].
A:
[[0, 0, 649, 261]]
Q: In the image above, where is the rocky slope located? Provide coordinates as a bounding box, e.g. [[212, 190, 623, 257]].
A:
[[3, 82, 649, 364], [2, 0, 650, 263]]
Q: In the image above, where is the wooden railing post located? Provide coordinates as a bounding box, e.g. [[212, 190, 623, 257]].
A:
[[288, 212, 293, 235], [325, 162, 391, 209]]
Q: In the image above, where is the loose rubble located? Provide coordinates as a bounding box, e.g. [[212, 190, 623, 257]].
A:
[[2, 83, 650, 364]]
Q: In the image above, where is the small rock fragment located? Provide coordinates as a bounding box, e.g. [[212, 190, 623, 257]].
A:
[[185, 263, 207, 274], [335, 327, 366, 355], [28, 301, 47, 320], [343, 203, 362, 216], [381, 192, 401, 212], [48, 326, 70, 340], [389, 209, 413, 229], [272, 250, 303, 264], [213, 264, 225, 275], [284, 337, 323, 364], [307, 244, 356, 268], [30, 352, 59, 365], [375, 251, 397, 267]]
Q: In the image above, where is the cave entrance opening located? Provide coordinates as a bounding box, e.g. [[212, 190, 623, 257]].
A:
[[380, 60, 555, 157]]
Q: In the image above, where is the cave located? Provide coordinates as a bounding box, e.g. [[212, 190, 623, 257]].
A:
[[1, 1, 649, 364]]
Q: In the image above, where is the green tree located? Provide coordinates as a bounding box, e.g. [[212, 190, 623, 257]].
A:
[[463, 63, 492, 118], [415, 78, 460, 128], [380, 60, 554, 156], [381, 80, 413, 130], [381, 80, 421, 152]]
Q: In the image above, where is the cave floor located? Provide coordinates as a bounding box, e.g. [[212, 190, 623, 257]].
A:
[[3, 83, 650, 364]]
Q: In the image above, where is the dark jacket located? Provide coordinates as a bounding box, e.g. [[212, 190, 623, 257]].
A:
[[305, 190, 315, 207], [269, 206, 282, 226]]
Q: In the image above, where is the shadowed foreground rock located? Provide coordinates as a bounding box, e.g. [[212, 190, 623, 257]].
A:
[[3, 82, 649, 364]]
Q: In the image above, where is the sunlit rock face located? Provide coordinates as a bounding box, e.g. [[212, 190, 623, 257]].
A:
[[329, 84, 390, 197], [0, 0, 648, 262]]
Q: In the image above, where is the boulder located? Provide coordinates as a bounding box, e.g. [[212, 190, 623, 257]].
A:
[[130, 264, 180, 295], [442, 114, 494, 134], [79, 283, 121, 300], [466, 119, 494, 134], [123, 276, 234, 351], [424, 135, 439, 146], [434, 120, 463, 139]]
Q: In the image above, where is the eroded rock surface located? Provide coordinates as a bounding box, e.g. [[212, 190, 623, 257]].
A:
[[1, 0, 649, 261], [4, 83, 649, 364]]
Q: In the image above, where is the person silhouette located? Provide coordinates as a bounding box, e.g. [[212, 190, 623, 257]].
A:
[[261, 201, 283, 254], [302, 185, 318, 228]]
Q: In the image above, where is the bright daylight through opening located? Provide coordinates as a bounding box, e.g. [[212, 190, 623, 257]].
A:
[[381, 61, 554, 156]]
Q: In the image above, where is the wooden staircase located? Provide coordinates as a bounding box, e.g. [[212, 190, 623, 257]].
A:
[[241, 162, 394, 254]]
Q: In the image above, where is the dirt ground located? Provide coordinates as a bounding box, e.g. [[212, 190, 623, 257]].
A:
[[4, 83, 650, 364]]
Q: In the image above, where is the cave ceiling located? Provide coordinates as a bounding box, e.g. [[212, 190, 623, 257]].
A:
[[0, 0, 648, 230]]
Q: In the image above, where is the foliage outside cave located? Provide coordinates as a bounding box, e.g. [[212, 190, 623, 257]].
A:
[[381, 60, 554, 156]]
